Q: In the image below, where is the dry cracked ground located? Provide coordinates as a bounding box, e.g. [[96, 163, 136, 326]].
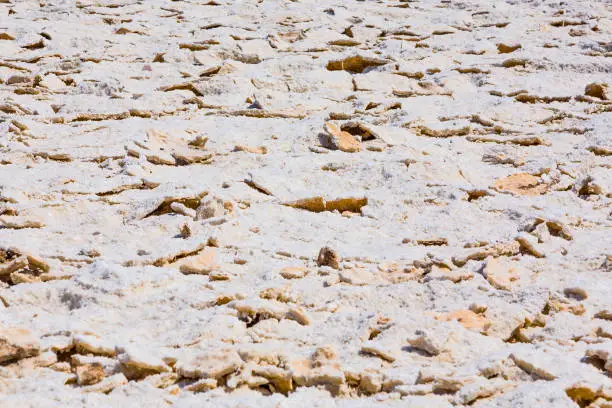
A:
[[0, 0, 611, 406]]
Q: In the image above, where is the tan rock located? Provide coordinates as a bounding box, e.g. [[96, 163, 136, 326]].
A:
[[359, 370, 383, 394], [170, 202, 196, 218], [407, 328, 449, 356], [361, 340, 396, 362], [564, 286, 588, 301], [284, 197, 326, 212], [76, 363, 105, 386], [209, 270, 231, 281], [39, 74, 66, 91], [179, 248, 217, 275], [259, 286, 296, 303], [128, 129, 212, 166], [0, 255, 28, 276], [516, 233, 546, 258], [497, 43, 522, 53], [396, 384, 434, 396], [196, 197, 225, 220], [433, 376, 474, 393], [482, 257, 522, 290], [510, 350, 558, 380], [586, 345, 612, 373], [73, 335, 116, 357], [322, 122, 361, 153], [326, 55, 387, 73], [417, 122, 470, 138], [231, 298, 288, 324], [184, 378, 218, 392], [0, 327, 40, 364], [453, 241, 521, 267], [292, 363, 345, 388], [20, 350, 57, 369], [565, 381, 612, 407], [289, 346, 345, 390], [142, 372, 179, 389], [284, 196, 367, 214], [82, 373, 128, 393], [502, 58, 528, 68], [339, 268, 377, 286], [493, 173, 547, 196], [435, 310, 491, 332], [0, 215, 45, 229], [175, 349, 243, 379], [454, 378, 513, 404], [117, 347, 171, 380], [10, 271, 42, 284], [279, 267, 308, 279], [50, 361, 72, 373], [338, 122, 380, 141], [585, 83, 609, 100], [234, 145, 268, 154], [0, 248, 51, 276], [252, 365, 293, 394], [425, 265, 474, 283], [286, 307, 311, 326]]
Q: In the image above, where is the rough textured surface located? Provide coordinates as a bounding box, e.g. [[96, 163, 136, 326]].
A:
[[0, 0, 611, 406]]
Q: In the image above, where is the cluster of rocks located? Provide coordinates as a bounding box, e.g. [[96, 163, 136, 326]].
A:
[[0, 0, 610, 406]]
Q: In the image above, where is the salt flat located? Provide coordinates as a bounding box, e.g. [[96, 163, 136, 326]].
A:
[[0, 0, 611, 406]]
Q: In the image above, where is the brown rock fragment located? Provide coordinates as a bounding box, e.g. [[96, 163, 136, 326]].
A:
[[586, 345, 612, 373], [359, 370, 383, 394], [325, 55, 387, 73], [76, 363, 105, 386], [286, 307, 311, 326], [233, 145, 268, 154], [516, 233, 546, 258], [564, 382, 609, 407], [585, 83, 609, 100], [0, 216, 45, 229], [81, 373, 128, 393], [73, 335, 116, 357], [501, 58, 528, 68], [497, 43, 522, 53], [339, 122, 378, 141], [317, 247, 340, 269], [284, 197, 326, 213], [284, 196, 367, 214]]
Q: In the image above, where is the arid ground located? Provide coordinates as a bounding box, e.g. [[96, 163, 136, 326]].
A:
[[0, 0, 611, 406]]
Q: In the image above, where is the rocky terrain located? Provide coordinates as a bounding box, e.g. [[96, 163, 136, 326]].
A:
[[0, 0, 611, 406]]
